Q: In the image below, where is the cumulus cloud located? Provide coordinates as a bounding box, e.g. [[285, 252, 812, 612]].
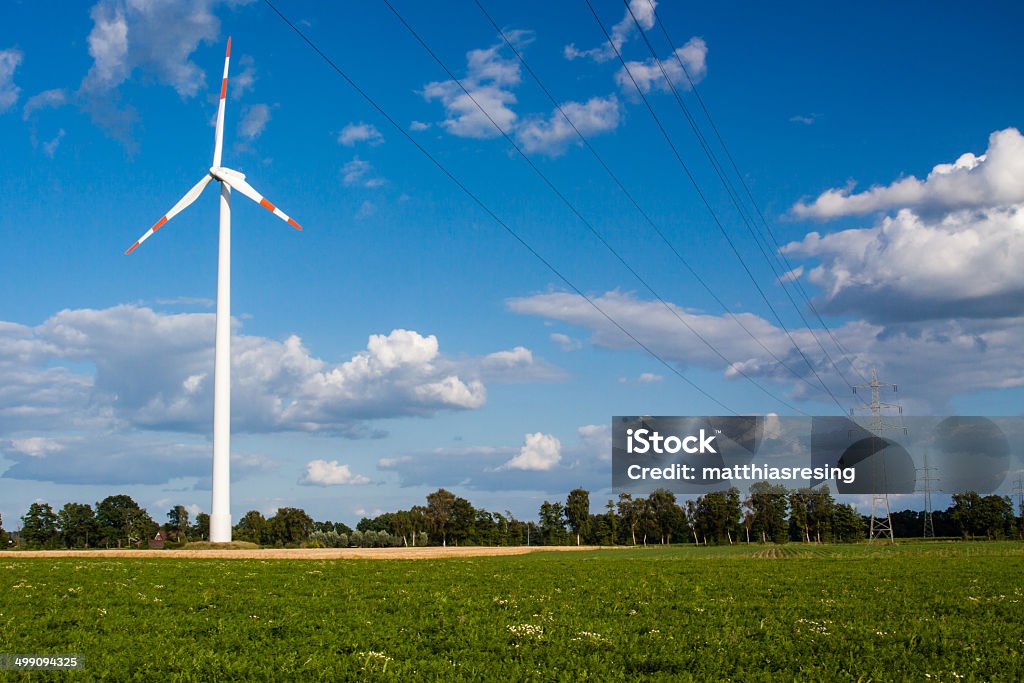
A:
[[783, 129, 1024, 322], [238, 102, 270, 140], [785, 206, 1024, 322], [638, 372, 663, 383], [299, 459, 370, 486], [0, 305, 506, 439], [565, 0, 657, 63], [792, 128, 1024, 220], [378, 427, 608, 492], [78, 0, 249, 142], [515, 95, 621, 156], [422, 35, 526, 138], [338, 122, 383, 146], [615, 38, 708, 95], [507, 289, 1024, 412], [502, 432, 561, 471], [422, 32, 623, 152], [409, 120, 430, 131], [0, 48, 23, 113]]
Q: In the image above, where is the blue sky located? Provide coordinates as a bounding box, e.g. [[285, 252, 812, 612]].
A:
[[1, 0, 1023, 528]]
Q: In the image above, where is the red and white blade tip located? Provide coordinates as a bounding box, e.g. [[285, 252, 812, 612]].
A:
[[226, 37, 231, 58]]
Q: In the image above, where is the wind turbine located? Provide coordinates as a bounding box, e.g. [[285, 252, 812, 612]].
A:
[[125, 38, 301, 543]]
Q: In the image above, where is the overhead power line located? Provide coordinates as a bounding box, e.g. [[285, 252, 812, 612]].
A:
[[617, 0, 862, 399], [262, 0, 758, 415], [472, 0, 830, 407], [382, 0, 809, 414], [639, 0, 869, 386], [585, 0, 849, 414]]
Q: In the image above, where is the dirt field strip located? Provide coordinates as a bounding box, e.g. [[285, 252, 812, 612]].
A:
[[4, 545, 617, 560]]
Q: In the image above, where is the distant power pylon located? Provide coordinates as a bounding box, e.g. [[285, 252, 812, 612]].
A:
[[852, 368, 904, 544], [917, 447, 939, 538], [1014, 474, 1024, 541]]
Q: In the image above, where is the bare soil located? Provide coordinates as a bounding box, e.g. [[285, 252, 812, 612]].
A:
[[5, 545, 613, 560]]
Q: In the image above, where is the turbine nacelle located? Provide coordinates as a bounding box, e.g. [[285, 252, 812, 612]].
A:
[[209, 166, 245, 183]]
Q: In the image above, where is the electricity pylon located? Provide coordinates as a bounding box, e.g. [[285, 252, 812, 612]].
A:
[[917, 447, 939, 538], [852, 368, 904, 544]]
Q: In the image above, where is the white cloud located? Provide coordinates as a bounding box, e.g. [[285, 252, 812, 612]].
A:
[[638, 372, 663, 383], [792, 128, 1024, 220], [790, 114, 816, 125], [515, 95, 621, 156], [4, 437, 66, 457], [238, 103, 270, 140], [778, 265, 803, 284], [409, 120, 430, 131], [338, 122, 383, 146], [422, 38, 523, 138], [784, 205, 1024, 321], [565, 0, 657, 63], [507, 289, 1024, 412], [22, 88, 67, 120], [783, 129, 1024, 321], [550, 332, 581, 351], [0, 48, 23, 113], [42, 129, 66, 158], [615, 38, 707, 95], [231, 54, 256, 100], [342, 156, 385, 188], [299, 459, 370, 486], [355, 200, 376, 219], [502, 432, 561, 471], [78, 0, 249, 141], [0, 306, 499, 438], [81, 0, 226, 98]]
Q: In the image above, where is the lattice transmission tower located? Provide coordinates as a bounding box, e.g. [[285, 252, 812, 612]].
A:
[[917, 447, 939, 538], [851, 368, 904, 544]]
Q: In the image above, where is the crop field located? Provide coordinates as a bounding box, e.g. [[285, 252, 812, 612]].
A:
[[1, 542, 1022, 681]]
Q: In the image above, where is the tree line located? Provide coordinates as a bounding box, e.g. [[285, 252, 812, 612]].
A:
[[3, 485, 1022, 550]]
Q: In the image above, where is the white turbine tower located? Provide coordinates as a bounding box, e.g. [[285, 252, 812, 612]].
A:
[[125, 38, 301, 542]]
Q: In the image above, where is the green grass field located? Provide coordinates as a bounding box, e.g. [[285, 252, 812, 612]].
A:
[[2, 542, 1022, 681]]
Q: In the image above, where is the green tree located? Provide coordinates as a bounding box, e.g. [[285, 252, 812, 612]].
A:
[[746, 482, 789, 543], [166, 505, 190, 543], [645, 489, 683, 544], [448, 496, 476, 546], [831, 503, 865, 542], [192, 513, 211, 541], [21, 502, 60, 548], [96, 495, 157, 547], [565, 488, 591, 546], [0, 512, 8, 548], [58, 502, 98, 549], [266, 507, 313, 546], [951, 492, 984, 539], [617, 493, 641, 545], [538, 501, 566, 545], [235, 510, 267, 544], [603, 499, 618, 546], [426, 489, 456, 546]]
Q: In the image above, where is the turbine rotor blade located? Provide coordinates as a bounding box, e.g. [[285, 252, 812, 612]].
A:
[[218, 170, 302, 230], [125, 175, 213, 254], [212, 37, 231, 167]]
